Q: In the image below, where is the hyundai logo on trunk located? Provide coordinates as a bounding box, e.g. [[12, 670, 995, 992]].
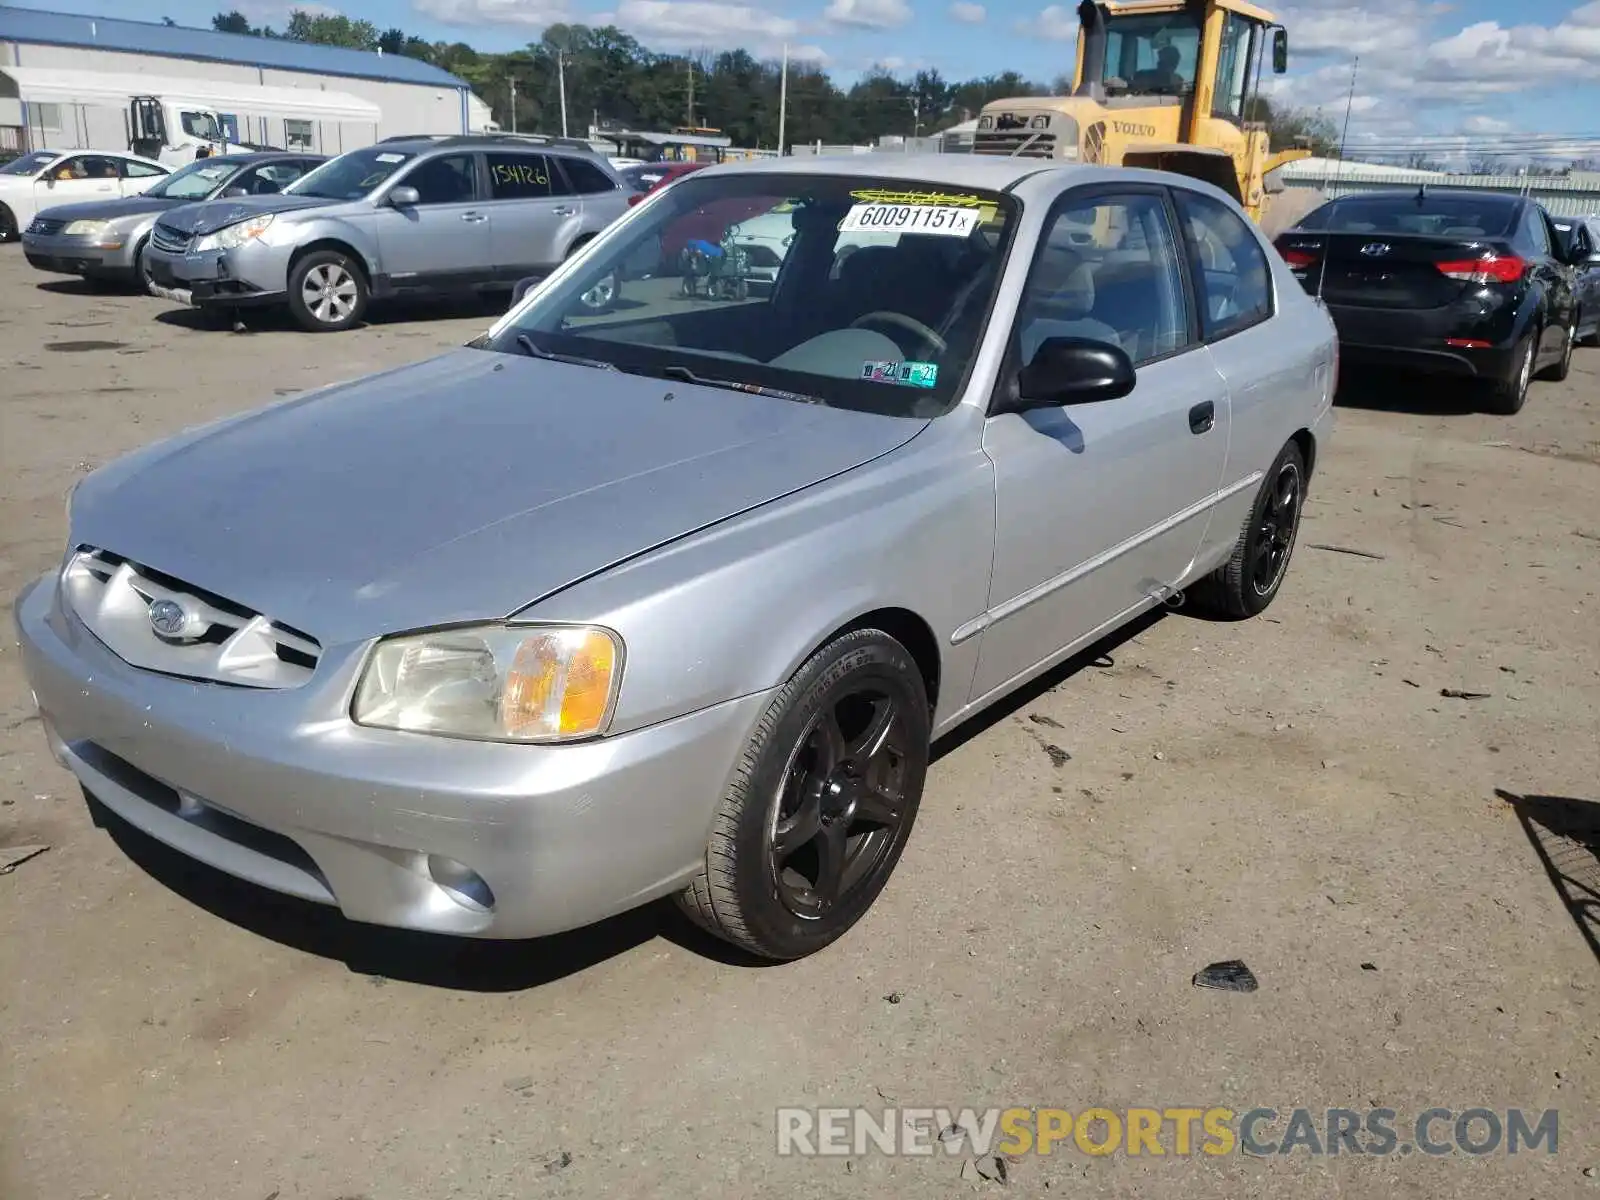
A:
[[1359, 242, 1392, 257]]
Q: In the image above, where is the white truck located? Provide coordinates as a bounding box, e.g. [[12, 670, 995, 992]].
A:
[[1, 66, 382, 165]]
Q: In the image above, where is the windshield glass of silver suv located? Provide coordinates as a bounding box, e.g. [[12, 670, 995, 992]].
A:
[[290, 147, 415, 201], [489, 172, 1018, 417]]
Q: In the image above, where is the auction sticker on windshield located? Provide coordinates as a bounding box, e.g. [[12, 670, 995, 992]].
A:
[[840, 203, 980, 237]]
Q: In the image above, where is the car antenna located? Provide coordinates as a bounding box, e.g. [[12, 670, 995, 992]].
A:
[[1314, 56, 1360, 306]]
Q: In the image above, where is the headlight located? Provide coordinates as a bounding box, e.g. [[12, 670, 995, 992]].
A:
[[194, 213, 274, 253], [63, 219, 109, 237], [353, 624, 623, 743]]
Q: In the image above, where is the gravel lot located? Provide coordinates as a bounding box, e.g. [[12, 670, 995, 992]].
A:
[[2, 250, 1597, 1199]]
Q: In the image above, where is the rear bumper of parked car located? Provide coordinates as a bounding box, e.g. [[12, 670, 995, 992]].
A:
[[144, 242, 286, 307], [22, 232, 137, 276], [1323, 301, 1521, 379], [14, 573, 768, 940]]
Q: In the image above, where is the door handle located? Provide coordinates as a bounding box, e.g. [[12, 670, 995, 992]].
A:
[[460, 211, 488, 223], [552, 205, 577, 217], [1189, 401, 1215, 435]]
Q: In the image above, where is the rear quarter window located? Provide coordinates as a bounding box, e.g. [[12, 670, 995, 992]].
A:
[[560, 157, 618, 195], [487, 153, 560, 199], [1172, 189, 1273, 341]]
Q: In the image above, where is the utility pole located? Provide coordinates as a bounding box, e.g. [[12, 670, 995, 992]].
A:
[[686, 59, 696, 128], [556, 51, 569, 138], [508, 75, 517, 134], [777, 43, 788, 156]]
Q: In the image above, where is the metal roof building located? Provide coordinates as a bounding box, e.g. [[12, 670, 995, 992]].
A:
[[0, 4, 494, 155]]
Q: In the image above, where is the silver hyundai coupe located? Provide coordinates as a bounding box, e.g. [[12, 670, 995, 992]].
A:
[[13, 156, 1337, 961]]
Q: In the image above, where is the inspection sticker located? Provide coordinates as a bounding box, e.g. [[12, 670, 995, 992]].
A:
[[840, 204, 980, 237], [861, 360, 939, 388]]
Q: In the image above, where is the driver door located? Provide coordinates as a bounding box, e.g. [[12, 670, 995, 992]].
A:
[[372, 152, 494, 288], [970, 185, 1230, 701], [34, 155, 120, 214]]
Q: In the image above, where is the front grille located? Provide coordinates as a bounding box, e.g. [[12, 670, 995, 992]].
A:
[[29, 217, 66, 236], [151, 222, 190, 254], [62, 546, 322, 689], [973, 132, 1058, 158]]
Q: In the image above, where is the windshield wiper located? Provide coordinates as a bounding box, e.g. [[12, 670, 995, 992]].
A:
[[649, 363, 825, 405], [514, 334, 618, 372]]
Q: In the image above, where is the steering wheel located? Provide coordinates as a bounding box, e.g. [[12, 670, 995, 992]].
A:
[[849, 310, 947, 359]]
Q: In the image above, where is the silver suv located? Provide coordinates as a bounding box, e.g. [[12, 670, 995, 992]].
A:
[[143, 136, 632, 332]]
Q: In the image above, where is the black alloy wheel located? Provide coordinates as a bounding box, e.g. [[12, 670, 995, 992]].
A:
[[677, 628, 930, 960], [768, 687, 912, 921]]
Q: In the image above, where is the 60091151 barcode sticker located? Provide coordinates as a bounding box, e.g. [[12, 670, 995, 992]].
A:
[[838, 204, 981, 237]]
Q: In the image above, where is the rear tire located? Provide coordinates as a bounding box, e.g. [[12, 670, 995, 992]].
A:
[[1538, 316, 1575, 382], [1579, 312, 1600, 348], [0, 203, 16, 244], [1485, 330, 1534, 414], [1188, 440, 1306, 621], [287, 249, 368, 333], [675, 628, 930, 961]]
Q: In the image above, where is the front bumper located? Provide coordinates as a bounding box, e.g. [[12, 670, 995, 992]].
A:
[[22, 231, 135, 276], [1323, 300, 1519, 380], [14, 574, 769, 939], [144, 241, 286, 307]]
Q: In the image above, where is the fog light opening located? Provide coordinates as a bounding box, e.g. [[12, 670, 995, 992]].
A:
[[426, 854, 496, 913]]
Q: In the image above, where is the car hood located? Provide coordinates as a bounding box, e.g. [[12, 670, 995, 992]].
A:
[[71, 348, 927, 646], [34, 195, 182, 224], [157, 192, 334, 235]]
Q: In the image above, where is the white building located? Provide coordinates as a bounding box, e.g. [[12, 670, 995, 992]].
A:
[[0, 4, 495, 157]]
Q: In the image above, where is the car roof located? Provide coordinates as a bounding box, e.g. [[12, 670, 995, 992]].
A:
[[697, 153, 1069, 190], [375, 135, 601, 158]]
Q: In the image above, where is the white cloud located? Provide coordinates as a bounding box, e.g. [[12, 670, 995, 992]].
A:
[[948, 1, 984, 23], [1019, 4, 1078, 40], [1464, 114, 1511, 134], [823, 0, 912, 30]]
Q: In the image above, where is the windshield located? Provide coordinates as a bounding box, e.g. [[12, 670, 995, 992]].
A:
[[180, 110, 222, 141], [146, 158, 239, 200], [484, 173, 1018, 416], [1104, 11, 1202, 96], [1299, 196, 1518, 238], [288, 147, 414, 200], [1, 150, 61, 177]]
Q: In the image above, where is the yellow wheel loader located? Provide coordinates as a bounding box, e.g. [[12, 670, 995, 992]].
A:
[[973, 0, 1314, 224]]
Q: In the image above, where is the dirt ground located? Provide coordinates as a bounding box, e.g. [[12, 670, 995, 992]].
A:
[[2, 251, 1597, 1200]]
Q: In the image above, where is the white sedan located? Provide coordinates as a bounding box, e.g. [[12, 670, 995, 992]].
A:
[[0, 149, 171, 243]]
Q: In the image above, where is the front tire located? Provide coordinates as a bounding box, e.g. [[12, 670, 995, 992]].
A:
[[676, 629, 930, 961], [0, 203, 16, 244], [1189, 440, 1306, 621], [1486, 330, 1535, 414], [287, 249, 368, 332]]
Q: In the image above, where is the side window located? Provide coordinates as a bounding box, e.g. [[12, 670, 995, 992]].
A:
[[1211, 13, 1253, 120], [122, 159, 166, 179], [284, 119, 315, 153], [1172, 189, 1273, 340], [404, 154, 478, 205], [486, 153, 559, 200], [559, 156, 617, 195], [1522, 207, 1551, 256], [1017, 191, 1191, 369], [242, 163, 305, 194]]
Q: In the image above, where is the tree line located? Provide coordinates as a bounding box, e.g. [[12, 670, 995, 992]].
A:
[[210, 9, 1338, 154]]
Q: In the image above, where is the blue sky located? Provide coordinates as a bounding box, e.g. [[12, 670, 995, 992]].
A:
[[15, 0, 1600, 147]]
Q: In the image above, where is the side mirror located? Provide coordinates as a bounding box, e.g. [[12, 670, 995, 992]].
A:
[[1013, 337, 1136, 410], [222, 185, 247, 199], [1272, 27, 1289, 74], [388, 185, 420, 207]]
